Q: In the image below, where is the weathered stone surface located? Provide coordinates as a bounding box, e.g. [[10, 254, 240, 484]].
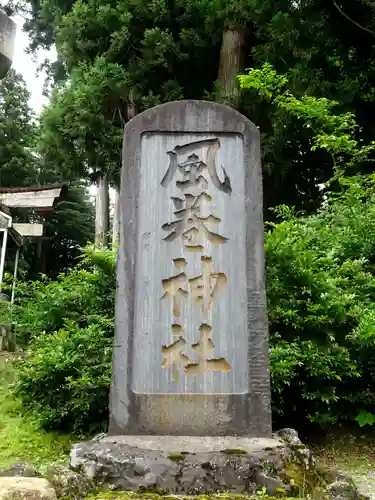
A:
[[275, 428, 299, 444], [69, 435, 303, 495], [275, 428, 315, 469], [0, 477, 56, 500], [112, 99, 271, 436], [44, 465, 95, 499], [0, 463, 39, 478], [325, 479, 359, 500], [70, 432, 369, 499], [0, 11, 16, 79]]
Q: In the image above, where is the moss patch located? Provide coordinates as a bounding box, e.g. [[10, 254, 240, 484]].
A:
[[167, 454, 186, 461], [282, 459, 325, 497]]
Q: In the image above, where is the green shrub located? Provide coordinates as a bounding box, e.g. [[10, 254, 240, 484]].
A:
[[14, 319, 112, 433], [13, 246, 115, 346], [13, 247, 115, 433], [267, 176, 375, 427]]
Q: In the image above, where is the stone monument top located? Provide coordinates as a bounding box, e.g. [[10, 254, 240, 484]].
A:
[[110, 100, 271, 436]]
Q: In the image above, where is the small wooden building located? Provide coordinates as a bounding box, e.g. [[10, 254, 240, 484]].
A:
[[0, 184, 68, 302]]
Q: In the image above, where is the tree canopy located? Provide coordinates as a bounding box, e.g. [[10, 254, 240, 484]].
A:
[[0, 69, 38, 187], [4, 0, 374, 214], [0, 68, 95, 278]]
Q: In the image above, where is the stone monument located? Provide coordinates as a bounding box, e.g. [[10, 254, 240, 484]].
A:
[[71, 101, 364, 497], [110, 100, 271, 436]]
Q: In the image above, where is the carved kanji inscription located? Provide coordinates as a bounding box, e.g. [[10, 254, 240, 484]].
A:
[[162, 193, 228, 251], [185, 324, 231, 376], [160, 137, 233, 381], [161, 256, 227, 316], [161, 138, 232, 194], [161, 336, 190, 382]]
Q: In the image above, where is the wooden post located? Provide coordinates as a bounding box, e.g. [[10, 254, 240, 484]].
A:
[[95, 173, 109, 247], [11, 246, 20, 305], [112, 186, 120, 250], [0, 229, 8, 291]]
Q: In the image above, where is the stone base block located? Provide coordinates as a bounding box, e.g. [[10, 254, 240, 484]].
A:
[[70, 434, 311, 496], [70, 431, 367, 499]]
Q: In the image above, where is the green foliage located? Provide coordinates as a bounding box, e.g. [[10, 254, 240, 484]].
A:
[[239, 66, 375, 427], [355, 412, 375, 427], [239, 63, 375, 175], [14, 246, 115, 344], [12, 248, 115, 433], [0, 70, 38, 187], [40, 181, 95, 276], [38, 59, 128, 183], [15, 319, 112, 433], [0, 358, 72, 468], [0, 299, 11, 325], [267, 174, 375, 426]]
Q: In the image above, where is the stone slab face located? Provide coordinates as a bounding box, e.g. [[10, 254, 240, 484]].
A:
[[0, 12, 16, 79], [110, 100, 271, 436]]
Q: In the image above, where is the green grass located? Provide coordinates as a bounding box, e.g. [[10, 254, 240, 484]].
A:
[[0, 354, 74, 470]]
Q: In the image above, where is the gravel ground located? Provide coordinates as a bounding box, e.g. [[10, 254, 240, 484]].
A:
[[311, 431, 375, 500], [344, 468, 375, 499]]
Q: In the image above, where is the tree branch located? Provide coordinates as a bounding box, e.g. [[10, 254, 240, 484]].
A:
[[332, 0, 375, 36]]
